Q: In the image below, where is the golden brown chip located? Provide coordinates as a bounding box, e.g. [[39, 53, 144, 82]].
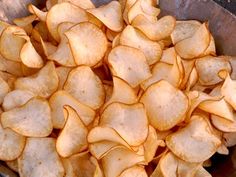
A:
[[28, 4, 47, 21], [119, 166, 148, 177], [58, 0, 95, 9], [0, 77, 10, 104]]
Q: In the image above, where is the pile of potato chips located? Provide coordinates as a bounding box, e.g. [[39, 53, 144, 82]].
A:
[[0, 0, 236, 176]]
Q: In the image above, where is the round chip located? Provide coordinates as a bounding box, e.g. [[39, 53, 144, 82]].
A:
[[18, 138, 65, 177], [108, 45, 151, 87], [63, 66, 105, 109], [1, 97, 53, 137], [140, 80, 189, 131], [0, 124, 26, 161], [87, 1, 123, 32], [100, 102, 148, 146], [166, 115, 221, 163], [46, 2, 88, 41], [56, 106, 88, 157], [0, 25, 27, 61], [65, 22, 108, 66], [120, 25, 162, 65]]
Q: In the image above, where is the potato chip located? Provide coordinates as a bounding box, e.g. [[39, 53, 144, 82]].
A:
[[48, 22, 76, 66], [56, 66, 72, 90], [217, 143, 229, 155], [120, 25, 162, 65], [186, 67, 198, 91], [0, 21, 10, 35], [46, 0, 58, 10], [65, 22, 107, 66], [0, 71, 16, 90], [2, 89, 34, 111], [166, 115, 221, 163], [87, 1, 123, 32], [49, 90, 95, 129], [0, 77, 10, 104], [106, 28, 119, 41], [40, 39, 57, 57], [211, 113, 236, 132], [63, 66, 105, 109], [160, 47, 176, 65], [195, 56, 231, 86], [100, 102, 148, 146], [13, 15, 36, 35], [140, 80, 188, 131], [46, 2, 88, 41], [14, 61, 59, 98], [32, 22, 50, 42], [203, 35, 216, 56], [20, 40, 44, 68], [123, 0, 137, 24], [1, 97, 53, 137], [108, 45, 151, 87], [88, 126, 131, 150], [119, 165, 147, 177], [6, 160, 19, 172], [28, 4, 47, 21], [228, 56, 236, 80], [56, 106, 88, 157], [102, 146, 145, 177], [132, 15, 176, 41], [91, 157, 104, 177], [0, 55, 22, 77], [194, 167, 211, 177], [0, 124, 26, 161], [175, 23, 210, 59], [179, 59, 196, 89], [18, 138, 65, 177], [102, 76, 137, 111], [58, 0, 95, 9], [112, 33, 121, 48], [0, 25, 27, 62], [223, 132, 236, 147], [128, 0, 160, 24]]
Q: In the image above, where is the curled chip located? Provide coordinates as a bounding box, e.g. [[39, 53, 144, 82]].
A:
[[195, 56, 231, 86], [119, 166, 148, 177], [55, 66, 72, 90], [49, 90, 95, 129], [166, 115, 221, 163], [175, 23, 210, 59], [132, 15, 176, 41], [3, 89, 34, 111], [0, 124, 26, 161], [211, 113, 236, 132], [57, 0, 95, 9], [56, 106, 88, 157], [0, 25, 27, 61], [18, 138, 65, 177], [140, 80, 189, 131], [120, 25, 162, 65], [65, 22, 108, 67], [63, 66, 105, 109], [14, 62, 59, 98], [102, 146, 145, 177], [87, 1, 123, 32], [46, 2, 88, 41], [28, 4, 47, 21], [100, 102, 148, 146], [108, 45, 151, 87], [1, 97, 53, 137]]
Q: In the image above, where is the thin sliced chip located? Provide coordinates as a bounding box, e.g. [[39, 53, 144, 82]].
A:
[[223, 132, 236, 147], [91, 157, 104, 177], [120, 25, 162, 65], [123, 0, 137, 24], [1, 97, 53, 137], [119, 166, 147, 177], [203, 35, 216, 56], [49, 90, 95, 129], [0, 21, 10, 35], [56, 66, 72, 90], [228, 56, 236, 80], [18, 138, 65, 177], [58, 0, 95, 9], [102, 76, 137, 111], [100, 102, 148, 146], [88, 126, 131, 150], [132, 15, 176, 41], [0, 71, 16, 90], [87, 1, 123, 32], [102, 146, 145, 177], [194, 167, 211, 177], [128, 0, 160, 24], [108, 45, 151, 87], [195, 56, 231, 86], [106, 28, 119, 41], [0, 124, 26, 161], [40, 39, 57, 57], [13, 15, 36, 35], [20, 40, 44, 68], [3, 89, 34, 111], [48, 22, 76, 66], [32, 22, 50, 42], [160, 47, 176, 64], [140, 80, 188, 131], [175, 23, 210, 59], [0, 77, 10, 104], [211, 113, 236, 132], [166, 115, 221, 163], [112, 33, 121, 48], [56, 106, 88, 157], [46, 2, 88, 41], [63, 66, 105, 109], [65, 22, 107, 66], [14, 62, 59, 98], [6, 160, 19, 172], [217, 143, 229, 155], [0, 25, 27, 61], [28, 4, 47, 21]]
